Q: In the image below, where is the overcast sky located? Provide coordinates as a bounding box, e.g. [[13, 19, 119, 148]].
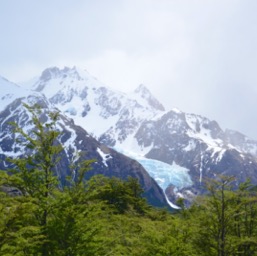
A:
[[1, 0, 257, 139]]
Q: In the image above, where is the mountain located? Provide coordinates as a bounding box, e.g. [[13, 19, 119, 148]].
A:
[[0, 76, 29, 112], [25, 66, 165, 143], [0, 80, 169, 208], [135, 110, 257, 203], [6, 66, 257, 206]]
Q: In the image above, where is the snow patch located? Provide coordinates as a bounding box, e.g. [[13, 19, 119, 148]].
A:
[[96, 147, 112, 167], [183, 140, 196, 152]]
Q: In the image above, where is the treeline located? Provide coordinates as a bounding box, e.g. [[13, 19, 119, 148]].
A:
[[1, 106, 257, 255]]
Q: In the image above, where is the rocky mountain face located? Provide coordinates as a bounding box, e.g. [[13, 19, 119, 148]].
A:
[[3, 66, 257, 206], [0, 86, 168, 208], [136, 110, 257, 203]]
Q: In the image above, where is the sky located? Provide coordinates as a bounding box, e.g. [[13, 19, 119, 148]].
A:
[[1, 0, 257, 139]]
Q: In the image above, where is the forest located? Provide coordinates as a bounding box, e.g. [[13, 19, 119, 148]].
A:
[[0, 105, 257, 256]]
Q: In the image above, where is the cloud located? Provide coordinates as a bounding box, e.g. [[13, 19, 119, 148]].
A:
[[1, 0, 257, 139]]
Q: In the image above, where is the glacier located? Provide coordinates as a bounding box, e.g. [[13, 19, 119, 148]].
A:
[[114, 147, 193, 199]]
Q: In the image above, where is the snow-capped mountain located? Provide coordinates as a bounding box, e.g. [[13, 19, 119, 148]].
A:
[[0, 79, 169, 208], [135, 110, 257, 202], [25, 66, 165, 144], [4, 66, 257, 206], [0, 76, 30, 111]]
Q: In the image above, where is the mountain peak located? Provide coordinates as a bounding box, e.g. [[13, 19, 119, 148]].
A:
[[39, 66, 83, 82], [31, 66, 91, 94], [134, 84, 165, 111], [39, 67, 61, 81], [134, 83, 150, 94]]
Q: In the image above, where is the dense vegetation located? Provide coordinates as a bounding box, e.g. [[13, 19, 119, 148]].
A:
[[1, 105, 257, 255]]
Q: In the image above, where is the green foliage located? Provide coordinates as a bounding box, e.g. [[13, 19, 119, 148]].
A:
[[189, 176, 257, 256], [86, 175, 148, 214]]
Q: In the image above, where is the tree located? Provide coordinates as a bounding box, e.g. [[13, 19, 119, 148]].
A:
[[0, 104, 113, 255], [230, 179, 257, 255], [188, 175, 257, 256], [46, 156, 107, 256], [86, 175, 148, 214], [190, 176, 236, 256], [0, 104, 63, 255]]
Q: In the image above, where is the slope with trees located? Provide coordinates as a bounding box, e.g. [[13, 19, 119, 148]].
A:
[[1, 106, 257, 255]]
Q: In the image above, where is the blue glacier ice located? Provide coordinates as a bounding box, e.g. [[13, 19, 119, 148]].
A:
[[114, 148, 193, 193], [136, 158, 192, 191]]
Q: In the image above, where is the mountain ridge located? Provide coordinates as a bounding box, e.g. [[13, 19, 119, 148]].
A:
[[2, 66, 257, 205]]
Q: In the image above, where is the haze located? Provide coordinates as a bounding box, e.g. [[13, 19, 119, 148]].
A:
[[1, 0, 257, 139]]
